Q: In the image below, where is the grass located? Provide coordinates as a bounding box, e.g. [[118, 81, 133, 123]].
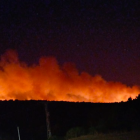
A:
[[68, 130, 140, 140]]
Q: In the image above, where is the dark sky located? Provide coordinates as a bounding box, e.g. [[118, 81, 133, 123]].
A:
[[0, 0, 140, 86]]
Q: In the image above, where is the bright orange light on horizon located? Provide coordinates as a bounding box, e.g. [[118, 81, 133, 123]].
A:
[[0, 49, 139, 103]]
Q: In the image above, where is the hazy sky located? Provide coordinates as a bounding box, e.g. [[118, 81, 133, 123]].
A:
[[1, 0, 140, 86]]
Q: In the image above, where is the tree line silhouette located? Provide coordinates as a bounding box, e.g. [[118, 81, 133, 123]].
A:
[[0, 94, 140, 140]]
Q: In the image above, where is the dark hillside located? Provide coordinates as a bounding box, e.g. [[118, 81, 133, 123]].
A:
[[0, 97, 140, 139]]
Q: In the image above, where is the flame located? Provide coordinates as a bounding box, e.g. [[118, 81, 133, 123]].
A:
[[0, 49, 139, 102]]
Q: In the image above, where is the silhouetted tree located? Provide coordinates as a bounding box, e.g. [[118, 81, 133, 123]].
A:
[[127, 97, 132, 102], [136, 94, 140, 100]]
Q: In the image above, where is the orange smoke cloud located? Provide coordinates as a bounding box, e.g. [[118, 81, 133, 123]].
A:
[[0, 49, 139, 102]]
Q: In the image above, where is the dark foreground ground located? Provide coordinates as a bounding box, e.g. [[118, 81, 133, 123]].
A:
[[69, 131, 140, 140], [0, 96, 140, 140]]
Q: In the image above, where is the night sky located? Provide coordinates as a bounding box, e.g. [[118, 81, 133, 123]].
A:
[[1, 0, 140, 86]]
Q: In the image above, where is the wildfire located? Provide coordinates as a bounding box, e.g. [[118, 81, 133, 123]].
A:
[[0, 50, 139, 102]]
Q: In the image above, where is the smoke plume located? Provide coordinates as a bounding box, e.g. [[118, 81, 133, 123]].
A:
[[0, 50, 139, 102]]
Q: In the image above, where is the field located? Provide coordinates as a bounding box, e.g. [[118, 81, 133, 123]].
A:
[[68, 131, 140, 140]]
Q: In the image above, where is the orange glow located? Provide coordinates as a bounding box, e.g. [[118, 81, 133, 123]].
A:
[[0, 50, 139, 102]]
